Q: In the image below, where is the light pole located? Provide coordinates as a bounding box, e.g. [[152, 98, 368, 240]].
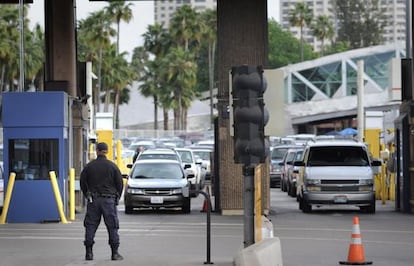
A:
[[18, 0, 25, 92]]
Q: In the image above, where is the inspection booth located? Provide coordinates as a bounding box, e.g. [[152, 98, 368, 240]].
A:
[[2, 92, 69, 223]]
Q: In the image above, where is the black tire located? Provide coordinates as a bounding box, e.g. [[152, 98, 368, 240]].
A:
[[125, 206, 133, 214], [182, 198, 191, 214], [281, 179, 287, 192], [288, 183, 296, 197], [360, 199, 376, 214], [301, 198, 312, 213], [287, 182, 292, 196]]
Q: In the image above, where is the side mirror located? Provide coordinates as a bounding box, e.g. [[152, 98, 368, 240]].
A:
[[184, 164, 192, 169], [371, 160, 382, 167], [127, 163, 133, 169], [294, 161, 305, 167]]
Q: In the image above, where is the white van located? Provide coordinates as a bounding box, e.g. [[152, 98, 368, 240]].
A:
[[295, 140, 381, 213]]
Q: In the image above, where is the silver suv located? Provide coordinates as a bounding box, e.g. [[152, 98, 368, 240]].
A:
[[295, 140, 381, 213]]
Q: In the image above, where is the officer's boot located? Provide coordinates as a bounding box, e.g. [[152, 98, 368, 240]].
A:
[[85, 245, 93, 261], [111, 245, 124, 261]]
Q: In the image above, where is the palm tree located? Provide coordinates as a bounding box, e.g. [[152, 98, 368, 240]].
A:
[[77, 10, 116, 113], [138, 59, 161, 129], [200, 9, 217, 127], [289, 2, 313, 61], [24, 23, 44, 88], [161, 47, 197, 130], [168, 5, 201, 129], [169, 5, 201, 52], [142, 23, 169, 57], [141, 24, 170, 130], [0, 5, 20, 91], [101, 46, 132, 129], [311, 15, 334, 55], [105, 1, 134, 55]]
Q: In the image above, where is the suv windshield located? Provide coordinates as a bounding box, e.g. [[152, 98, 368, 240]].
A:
[[307, 146, 369, 166], [138, 154, 179, 161], [272, 148, 289, 160], [131, 163, 184, 179]]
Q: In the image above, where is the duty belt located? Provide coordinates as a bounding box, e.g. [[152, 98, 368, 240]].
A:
[[95, 193, 116, 198]]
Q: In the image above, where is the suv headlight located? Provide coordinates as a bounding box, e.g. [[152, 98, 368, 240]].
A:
[[127, 188, 144, 194], [305, 179, 321, 185], [359, 179, 373, 185], [305, 179, 321, 192], [171, 188, 182, 194], [359, 179, 374, 191]]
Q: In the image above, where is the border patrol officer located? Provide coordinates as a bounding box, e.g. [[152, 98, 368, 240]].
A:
[[80, 142, 124, 261]]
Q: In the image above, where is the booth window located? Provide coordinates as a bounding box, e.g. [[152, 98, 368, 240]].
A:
[[9, 139, 59, 180]]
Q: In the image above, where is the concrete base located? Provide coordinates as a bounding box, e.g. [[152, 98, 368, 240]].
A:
[[233, 237, 283, 266]]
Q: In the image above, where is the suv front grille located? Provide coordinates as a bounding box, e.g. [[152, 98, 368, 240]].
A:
[[321, 186, 359, 192], [144, 188, 172, 196], [321, 180, 359, 185]]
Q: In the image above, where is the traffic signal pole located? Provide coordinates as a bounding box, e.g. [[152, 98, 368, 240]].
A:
[[243, 165, 255, 247], [231, 65, 269, 247]]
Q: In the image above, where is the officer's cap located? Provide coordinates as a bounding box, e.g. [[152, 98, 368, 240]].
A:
[[96, 142, 109, 152]]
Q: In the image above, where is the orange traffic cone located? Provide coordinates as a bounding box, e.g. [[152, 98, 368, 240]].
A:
[[200, 185, 210, 212], [339, 216, 372, 265], [201, 197, 208, 212]]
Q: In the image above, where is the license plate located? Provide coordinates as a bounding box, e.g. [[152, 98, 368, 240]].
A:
[[334, 195, 347, 203], [150, 196, 163, 204]]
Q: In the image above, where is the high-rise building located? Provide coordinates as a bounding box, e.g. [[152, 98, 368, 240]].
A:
[[279, 0, 406, 51], [154, 0, 217, 28]]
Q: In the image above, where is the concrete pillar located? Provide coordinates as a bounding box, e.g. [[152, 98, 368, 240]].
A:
[[44, 0, 76, 96], [44, 0, 85, 187], [217, 0, 269, 215]]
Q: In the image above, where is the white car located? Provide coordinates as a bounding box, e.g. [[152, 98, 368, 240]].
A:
[[136, 148, 181, 162], [190, 148, 212, 180], [174, 148, 205, 196]]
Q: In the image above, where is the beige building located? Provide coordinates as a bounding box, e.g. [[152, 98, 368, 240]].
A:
[[279, 0, 406, 51], [154, 0, 217, 28]]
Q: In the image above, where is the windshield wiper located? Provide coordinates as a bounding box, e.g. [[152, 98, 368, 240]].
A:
[[133, 175, 149, 179]]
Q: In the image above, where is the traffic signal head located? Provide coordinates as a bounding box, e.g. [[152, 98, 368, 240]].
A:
[[232, 65, 269, 165]]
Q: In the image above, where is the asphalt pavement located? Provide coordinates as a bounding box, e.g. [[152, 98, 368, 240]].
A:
[[0, 193, 244, 266], [1, 189, 414, 266]]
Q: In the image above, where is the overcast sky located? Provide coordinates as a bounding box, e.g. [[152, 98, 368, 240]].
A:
[[28, 1, 279, 60]]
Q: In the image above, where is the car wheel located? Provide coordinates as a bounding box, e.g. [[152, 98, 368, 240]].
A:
[[288, 183, 296, 197], [125, 206, 133, 214], [360, 199, 376, 214], [301, 198, 312, 213], [287, 182, 292, 196], [182, 198, 191, 214]]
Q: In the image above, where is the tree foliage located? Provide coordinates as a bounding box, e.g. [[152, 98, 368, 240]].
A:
[[0, 5, 43, 92], [268, 19, 315, 68], [334, 0, 386, 49], [288, 2, 313, 61], [2, 1, 391, 129]]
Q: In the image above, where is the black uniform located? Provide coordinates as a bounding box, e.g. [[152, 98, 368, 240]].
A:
[[80, 154, 124, 249]]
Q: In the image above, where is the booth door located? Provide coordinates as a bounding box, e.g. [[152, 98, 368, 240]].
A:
[[5, 139, 62, 223]]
